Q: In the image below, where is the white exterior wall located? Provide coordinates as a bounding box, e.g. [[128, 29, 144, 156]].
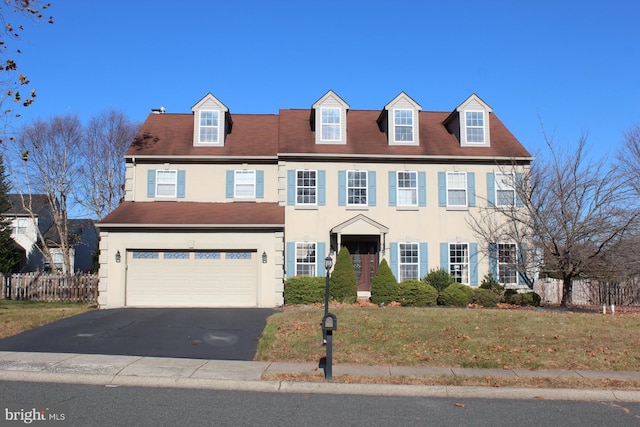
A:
[[98, 229, 284, 308]]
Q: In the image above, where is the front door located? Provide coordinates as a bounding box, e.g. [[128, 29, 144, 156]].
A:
[[343, 240, 379, 292]]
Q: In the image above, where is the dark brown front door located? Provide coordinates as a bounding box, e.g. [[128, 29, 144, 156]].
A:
[[343, 240, 379, 292]]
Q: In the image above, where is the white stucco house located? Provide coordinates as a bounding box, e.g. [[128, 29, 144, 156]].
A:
[[98, 91, 532, 308]]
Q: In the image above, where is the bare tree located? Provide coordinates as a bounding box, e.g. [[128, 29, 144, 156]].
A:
[[617, 124, 640, 196], [16, 114, 82, 273], [0, 1, 53, 142], [77, 109, 139, 220], [470, 134, 639, 307]]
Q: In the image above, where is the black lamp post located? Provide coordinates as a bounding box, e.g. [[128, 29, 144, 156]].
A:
[[322, 254, 337, 381], [324, 255, 333, 319]]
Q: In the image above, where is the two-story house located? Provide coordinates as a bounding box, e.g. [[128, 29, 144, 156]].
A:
[[98, 91, 532, 308]]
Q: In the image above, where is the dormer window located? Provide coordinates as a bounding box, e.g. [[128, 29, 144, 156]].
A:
[[394, 109, 414, 142], [199, 110, 219, 144], [465, 111, 485, 144], [311, 90, 349, 145], [321, 108, 341, 141]]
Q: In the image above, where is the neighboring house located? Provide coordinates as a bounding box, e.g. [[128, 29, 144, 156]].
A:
[[2, 194, 98, 273], [2, 194, 54, 272], [42, 219, 98, 273], [98, 91, 532, 309]]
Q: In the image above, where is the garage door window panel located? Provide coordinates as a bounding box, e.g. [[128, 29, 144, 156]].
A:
[[226, 251, 252, 260], [194, 251, 221, 260], [132, 251, 160, 259]]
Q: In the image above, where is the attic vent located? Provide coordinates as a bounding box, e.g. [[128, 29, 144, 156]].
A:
[[151, 106, 166, 114]]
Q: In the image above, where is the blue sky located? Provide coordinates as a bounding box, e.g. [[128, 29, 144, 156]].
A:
[[11, 0, 640, 161]]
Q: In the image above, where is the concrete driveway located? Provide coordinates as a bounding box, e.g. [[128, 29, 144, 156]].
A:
[[0, 308, 275, 360]]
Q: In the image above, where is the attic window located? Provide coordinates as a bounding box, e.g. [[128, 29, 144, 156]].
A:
[[394, 109, 414, 142], [321, 108, 341, 141], [465, 111, 485, 143], [199, 110, 219, 144]]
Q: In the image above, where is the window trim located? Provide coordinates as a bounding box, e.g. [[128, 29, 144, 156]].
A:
[[198, 110, 220, 145], [295, 169, 317, 205], [398, 242, 420, 282], [497, 242, 518, 285], [446, 171, 468, 207], [234, 170, 256, 198], [393, 109, 414, 143], [449, 243, 470, 285], [465, 110, 485, 144], [295, 242, 317, 277], [14, 218, 27, 235], [397, 171, 418, 207], [320, 107, 341, 142], [495, 172, 516, 207], [156, 169, 178, 198], [347, 170, 368, 206]]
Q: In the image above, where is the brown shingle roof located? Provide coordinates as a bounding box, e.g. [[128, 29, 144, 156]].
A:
[[125, 109, 530, 159], [99, 202, 284, 228]]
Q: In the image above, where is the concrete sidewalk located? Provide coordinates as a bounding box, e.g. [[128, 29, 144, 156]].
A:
[[1, 351, 639, 402]]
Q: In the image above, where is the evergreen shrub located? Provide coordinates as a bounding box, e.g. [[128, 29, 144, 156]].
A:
[[283, 276, 325, 304], [471, 288, 500, 307], [370, 259, 398, 305], [424, 268, 455, 292], [438, 283, 474, 307], [398, 280, 438, 306], [329, 247, 357, 303]]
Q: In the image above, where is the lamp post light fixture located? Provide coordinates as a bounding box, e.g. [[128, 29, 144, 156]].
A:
[[324, 255, 333, 318], [115, 250, 121, 263]]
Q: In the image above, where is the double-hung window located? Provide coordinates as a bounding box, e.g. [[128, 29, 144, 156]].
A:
[[199, 110, 219, 144], [156, 170, 177, 197], [235, 170, 256, 198], [465, 111, 485, 143], [14, 218, 27, 235], [296, 170, 317, 205], [295, 242, 316, 276], [399, 243, 419, 282], [449, 243, 469, 284], [498, 243, 518, 285], [394, 109, 413, 142], [397, 171, 417, 206], [347, 171, 367, 206], [495, 172, 515, 206], [447, 172, 467, 206], [321, 108, 341, 141]]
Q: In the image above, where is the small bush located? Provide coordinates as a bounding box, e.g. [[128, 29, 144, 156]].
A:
[[471, 288, 500, 307], [329, 247, 357, 303], [371, 259, 398, 305], [502, 289, 518, 304], [284, 276, 325, 304], [424, 268, 455, 292], [507, 291, 541, 307], [397, 280, 438, 306], [438, 283, 474, 307], [480, 274, 504, 293]]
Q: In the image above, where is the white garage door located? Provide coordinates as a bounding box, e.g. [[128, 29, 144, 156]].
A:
[[126, 250, 257, 307]]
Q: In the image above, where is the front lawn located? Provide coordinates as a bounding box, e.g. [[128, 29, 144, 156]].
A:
[[256, 305, 640, 371], [0, 300, 94, 339]]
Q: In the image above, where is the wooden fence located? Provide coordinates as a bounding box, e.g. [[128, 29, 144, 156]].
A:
[[1, 272, 98, 303], [534, 277, 640, 306]]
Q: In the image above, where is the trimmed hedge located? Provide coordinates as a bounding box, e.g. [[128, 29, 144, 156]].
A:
[[505, 291, 542, 307], [398, 280, 438, 307], [371, 259, 398, 305], [471, 288, 500, 307], [284, 276, 325, 304], [438, 283, 474, 307]]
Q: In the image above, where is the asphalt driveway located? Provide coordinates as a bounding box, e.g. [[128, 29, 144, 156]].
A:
[[0, 308, 275, 360]]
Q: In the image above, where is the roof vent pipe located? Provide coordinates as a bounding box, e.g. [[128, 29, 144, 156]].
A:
[[151, 106, 166, 114]]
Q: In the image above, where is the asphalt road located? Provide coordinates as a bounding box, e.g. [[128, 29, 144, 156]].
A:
[[0, 308, 275, 360], [2, 381, 640, 427]]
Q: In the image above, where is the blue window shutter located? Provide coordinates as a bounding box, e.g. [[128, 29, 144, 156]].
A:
[[226, 170, 234, 198], [390, 243, 398, 281], [317, 242, 326, 276], [177, 170, 186, 198], [419, 242, 428, 278], [388, 171, 397, 207], [516, 173, 524, 207], [368, 171, 376, 206], [256, 170, 264, 198], [286, 242, 295, 278], [440, 243, 449, 272], [470, 243, 479, 286], [418, 171, 427, 207], [487, 172, 495, 207], [318, 170, 326, 206], [287, 170, 295, 205], [438, 172, 446, 207], [489, 242, 498, 280], [468, 172, 476, 207], [518, 242, 527, 285], [338, 170, 346, 206], [147, 170, 156, 198]]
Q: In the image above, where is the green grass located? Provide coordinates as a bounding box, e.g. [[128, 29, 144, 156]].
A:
[[256, 306, 640, 371], [0, 300, 94, 339]]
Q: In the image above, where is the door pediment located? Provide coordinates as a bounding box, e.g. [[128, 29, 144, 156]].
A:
[[330, 214, 389, 236]]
